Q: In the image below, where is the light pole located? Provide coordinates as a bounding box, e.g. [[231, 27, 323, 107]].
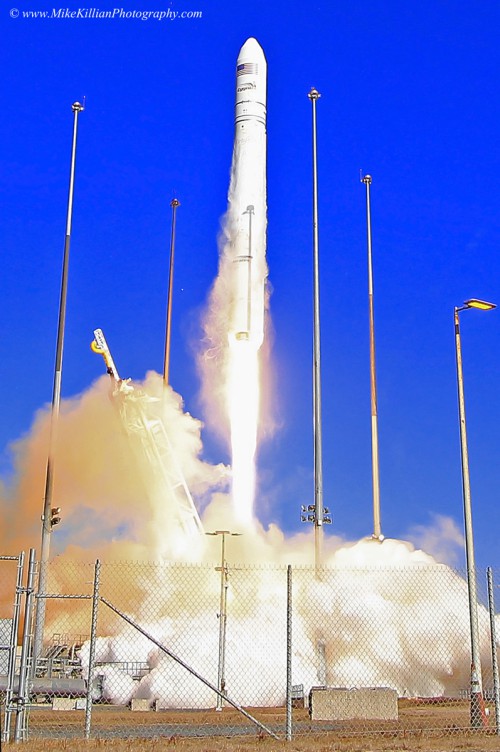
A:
[[454, 298, 496, 727], [206, 530, 241, 710], [33, 101, 84, 663]]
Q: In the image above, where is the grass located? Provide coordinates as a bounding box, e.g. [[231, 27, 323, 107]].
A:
[[6, 702, 500, 752], [11, 731, 500, 752]]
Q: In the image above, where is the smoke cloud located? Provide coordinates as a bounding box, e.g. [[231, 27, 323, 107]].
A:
[[0, 372, 228, 561], [0, 349, 496, 708], [405, 513, 465, 567]]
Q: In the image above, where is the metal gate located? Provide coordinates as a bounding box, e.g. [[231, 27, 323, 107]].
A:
[[1, 549, 36, 743]]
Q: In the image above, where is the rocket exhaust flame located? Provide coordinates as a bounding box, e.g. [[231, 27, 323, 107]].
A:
[[228, 341, 259, 524]]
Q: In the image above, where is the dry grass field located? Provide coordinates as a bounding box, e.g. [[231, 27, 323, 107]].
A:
[[12, 732, 500, 752], [10, 702, 500, 752]]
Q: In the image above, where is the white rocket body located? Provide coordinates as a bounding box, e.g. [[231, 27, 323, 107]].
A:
[[228, 38, 267, 348]]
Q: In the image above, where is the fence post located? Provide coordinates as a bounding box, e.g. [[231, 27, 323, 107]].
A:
[[2, 552, 25, 743], [14, 548, 36, 742], [286, 564, 292, 741], [85, 559, 101, 739], [487, 566, 500, 735]]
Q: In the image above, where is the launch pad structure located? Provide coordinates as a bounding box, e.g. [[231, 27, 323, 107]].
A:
[[91, 328, 204, 542]]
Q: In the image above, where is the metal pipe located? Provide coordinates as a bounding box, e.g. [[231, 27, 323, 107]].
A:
[[216, 533, 227, 711], [100, 597, 279, 739], [206, 531, 241, 711], [85, 559, 101, 739], [163, 198, 180, 387], [286, 564, 292, 742], [454, 306, 484, 725], [361, 174, 382, 541], [2, 552, 25, 743], [0, 675, 86, 695], [15, 549, 36, 743], [34, 101, 84, 662], [308, 87, 324, 575], [487, 567, 500, 734]]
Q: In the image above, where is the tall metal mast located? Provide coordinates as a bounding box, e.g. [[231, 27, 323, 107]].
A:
[[34, 101, 84, 661], [361, 174, 383, 541], [163, 198, 180, 387], [308, 87, 325, 573]]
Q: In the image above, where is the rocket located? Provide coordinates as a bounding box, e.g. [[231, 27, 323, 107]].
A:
[[228, 38, 267, 347], [235, 37, 266, 130]]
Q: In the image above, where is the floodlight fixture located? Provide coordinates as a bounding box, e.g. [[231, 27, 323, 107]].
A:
[[463, 299, 496, 311]]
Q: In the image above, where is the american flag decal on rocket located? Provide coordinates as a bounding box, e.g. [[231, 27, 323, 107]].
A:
[[237, 63, 258, 76]]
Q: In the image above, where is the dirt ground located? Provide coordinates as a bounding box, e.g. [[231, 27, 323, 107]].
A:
[[14, 732, 500, 752], [12, 701, 500, 752]]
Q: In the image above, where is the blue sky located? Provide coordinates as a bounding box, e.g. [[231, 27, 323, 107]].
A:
[[2, 1, 500, 565]]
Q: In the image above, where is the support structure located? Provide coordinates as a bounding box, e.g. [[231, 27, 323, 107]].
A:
[[14, 549, 36, 742], [486, 567, 500, 734], [1, 553, 25, 743], [163, 198, 180, 387], [92, 329, 203, 542], [205, 530, 241, 711]]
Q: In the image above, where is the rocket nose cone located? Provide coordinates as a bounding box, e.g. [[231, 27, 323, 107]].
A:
[[237, 37, 266, 63]]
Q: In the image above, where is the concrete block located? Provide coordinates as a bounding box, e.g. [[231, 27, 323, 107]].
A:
[[52, 697, 78, 711], [309, 686, 398, 721], [131, 698, 151, 711]]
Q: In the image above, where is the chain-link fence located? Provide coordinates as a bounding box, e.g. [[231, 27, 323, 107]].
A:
[[0, 552, 30, 743], [2, 555, 500, 742]]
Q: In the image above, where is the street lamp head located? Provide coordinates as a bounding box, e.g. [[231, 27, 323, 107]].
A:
[[464, 299, 496, 312]]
